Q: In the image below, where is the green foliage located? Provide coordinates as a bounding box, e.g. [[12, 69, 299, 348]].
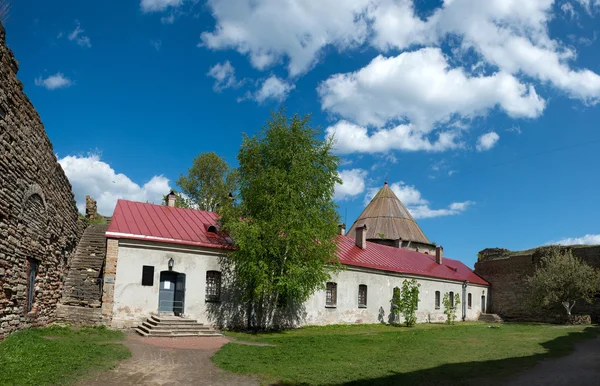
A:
[[377, 233, 385, 238], [443, 292, 460, 325], [391, 286, 401, 324], [0, 326, 130, 385], [219, 111, 342, 330], [391, 281, 420, 327], [399, 279, 420, 327], [214, 323, 600, 385], [177, 152, 238, 212], [527, 247, 600, 316]]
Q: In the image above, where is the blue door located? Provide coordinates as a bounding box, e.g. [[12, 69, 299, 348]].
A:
[[158, 271, 186, 314]]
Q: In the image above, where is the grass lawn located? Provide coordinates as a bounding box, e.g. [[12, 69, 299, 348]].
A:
[[0, 325, 131, 386], [214, 323, 600, 385]]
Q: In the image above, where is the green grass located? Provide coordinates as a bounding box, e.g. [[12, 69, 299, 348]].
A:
[[0, 325, 131, 386], [213, 323, 600, 385]]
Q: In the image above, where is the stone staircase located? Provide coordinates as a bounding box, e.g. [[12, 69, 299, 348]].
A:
[[478, 313, 503, 323], [61, 224, 109, 308], [135, 315, 222, 337]]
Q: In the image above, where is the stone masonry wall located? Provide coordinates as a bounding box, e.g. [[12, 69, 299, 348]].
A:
[[0, 23, 82, 339], [475, 245, 600, 322]]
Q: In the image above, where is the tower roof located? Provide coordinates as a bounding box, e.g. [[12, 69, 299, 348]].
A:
[[347, 182, 430, 244]]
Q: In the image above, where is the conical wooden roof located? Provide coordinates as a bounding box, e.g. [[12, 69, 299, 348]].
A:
[[347, 182, 430, 244]]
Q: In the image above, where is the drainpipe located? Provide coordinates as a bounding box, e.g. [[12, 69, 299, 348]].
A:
[[462, 281, 468, 322]]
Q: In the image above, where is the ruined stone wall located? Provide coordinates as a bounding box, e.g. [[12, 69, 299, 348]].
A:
[[475, 245, 600, 322], [0, 23, 82, 339]]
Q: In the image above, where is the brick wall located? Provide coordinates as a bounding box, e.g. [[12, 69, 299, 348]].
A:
[[475, 245, 600, 322], [0, 23, 82, 339]]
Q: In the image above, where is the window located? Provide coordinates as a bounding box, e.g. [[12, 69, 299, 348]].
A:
[[206, 271, 221, 302], [326, 282, 337, 307], [435, 291, 440, 309], [449, 292, 455, 308], [358, 285, 367, 308], [27, 258, 39, 313], [141, 266, 154, 286], [468, 293, 472, 309]]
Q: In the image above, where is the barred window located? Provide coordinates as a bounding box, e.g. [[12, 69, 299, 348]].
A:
[[435, 291, 440, 309], [449, 291, 455, 308], [358, 285, 367, 308], [468, 293, 472, 309], [326, 282, 337, 307], [206, 271, 221, 302]]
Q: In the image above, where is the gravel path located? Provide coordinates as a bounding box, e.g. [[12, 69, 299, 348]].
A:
[[81, 334, 258, 386], [503, 335, 600, 386]]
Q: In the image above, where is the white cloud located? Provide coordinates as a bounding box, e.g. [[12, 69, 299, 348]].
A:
[[34, 73, 73, 90], [574, 0, 600, 14], [335, 169, 367, 200], [161, 13, 175, 24], [247, 75, 295, 103], [150, 39, 162, 51], [141, 0, 183, 13], [550, 234, 600, 245], [68, 21, 91, 48], [207, 61, 240, 91], [364, 181, 474, 219], [200, 0, 369, 76], [58, 154, 171, 215], [319, 48, 545, 129], [430, 0, 600, 102], [326, 120, 462, 154], [561, 2, 578, 19], [476, 132, 500, 152]]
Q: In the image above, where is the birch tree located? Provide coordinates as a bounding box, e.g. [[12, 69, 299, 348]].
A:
[[218, 111, 342, 330]]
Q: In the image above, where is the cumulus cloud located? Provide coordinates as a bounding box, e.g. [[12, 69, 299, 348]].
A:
[[140, 0, 183, 13], [335, 169, 367, 200], [200, 0, 369, 76], [326, 120, 462, 154], [207, 61, 240, 91], [244, 75, 295, 103], [364, 181, 474, 219], [68, 20, 91, 48], [34, 73, 73, 90], [319, 48, 545, 129], [58, 154, 171, 215], [476, 132, 500, 152], [549, 234, 600, 245]]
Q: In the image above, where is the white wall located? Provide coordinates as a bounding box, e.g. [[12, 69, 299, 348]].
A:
[[110, 240, 488, 328], [111, 240, 222, 328], [302, 268, 488, 325]]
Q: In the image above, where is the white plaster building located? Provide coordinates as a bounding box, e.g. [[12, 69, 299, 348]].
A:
[[101, 185, 489, 329]]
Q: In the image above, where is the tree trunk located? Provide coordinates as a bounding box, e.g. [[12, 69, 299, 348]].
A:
[[562, 301, 573, 316]]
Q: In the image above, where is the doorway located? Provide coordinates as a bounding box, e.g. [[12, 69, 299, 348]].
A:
[[481, 295, 486, 314], [158, 271, 186, 315]]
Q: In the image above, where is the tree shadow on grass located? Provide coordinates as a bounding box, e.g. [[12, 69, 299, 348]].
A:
[[270, 326, 600, 386]]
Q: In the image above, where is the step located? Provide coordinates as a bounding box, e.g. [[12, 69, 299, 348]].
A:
[[149, 316, 202, 324], [137, 326, 221, 336], [135, 328, 222, 338], [140, 322, 212, 331]]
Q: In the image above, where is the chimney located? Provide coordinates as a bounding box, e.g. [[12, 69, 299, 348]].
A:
[[167, 190, 176, 207], [355, 224, 367, 249], [436, 246, 444, 264], [393, 238, 402, 249], [338, 223, 346, 236]]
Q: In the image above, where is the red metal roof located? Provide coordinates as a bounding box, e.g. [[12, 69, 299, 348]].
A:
[[335, 235, 488, 285], [107, 200, 487, 285], [106, 200, 232, 250]]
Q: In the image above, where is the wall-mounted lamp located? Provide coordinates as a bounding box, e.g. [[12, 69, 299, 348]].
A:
[[168, 258, 174, 270]]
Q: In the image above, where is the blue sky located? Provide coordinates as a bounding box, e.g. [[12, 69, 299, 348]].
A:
[[6, 0, 600, 268]]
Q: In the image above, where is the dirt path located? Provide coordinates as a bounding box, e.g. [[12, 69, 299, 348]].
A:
[[81, 334, 258, 386], [503, 336, 600, 386]]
